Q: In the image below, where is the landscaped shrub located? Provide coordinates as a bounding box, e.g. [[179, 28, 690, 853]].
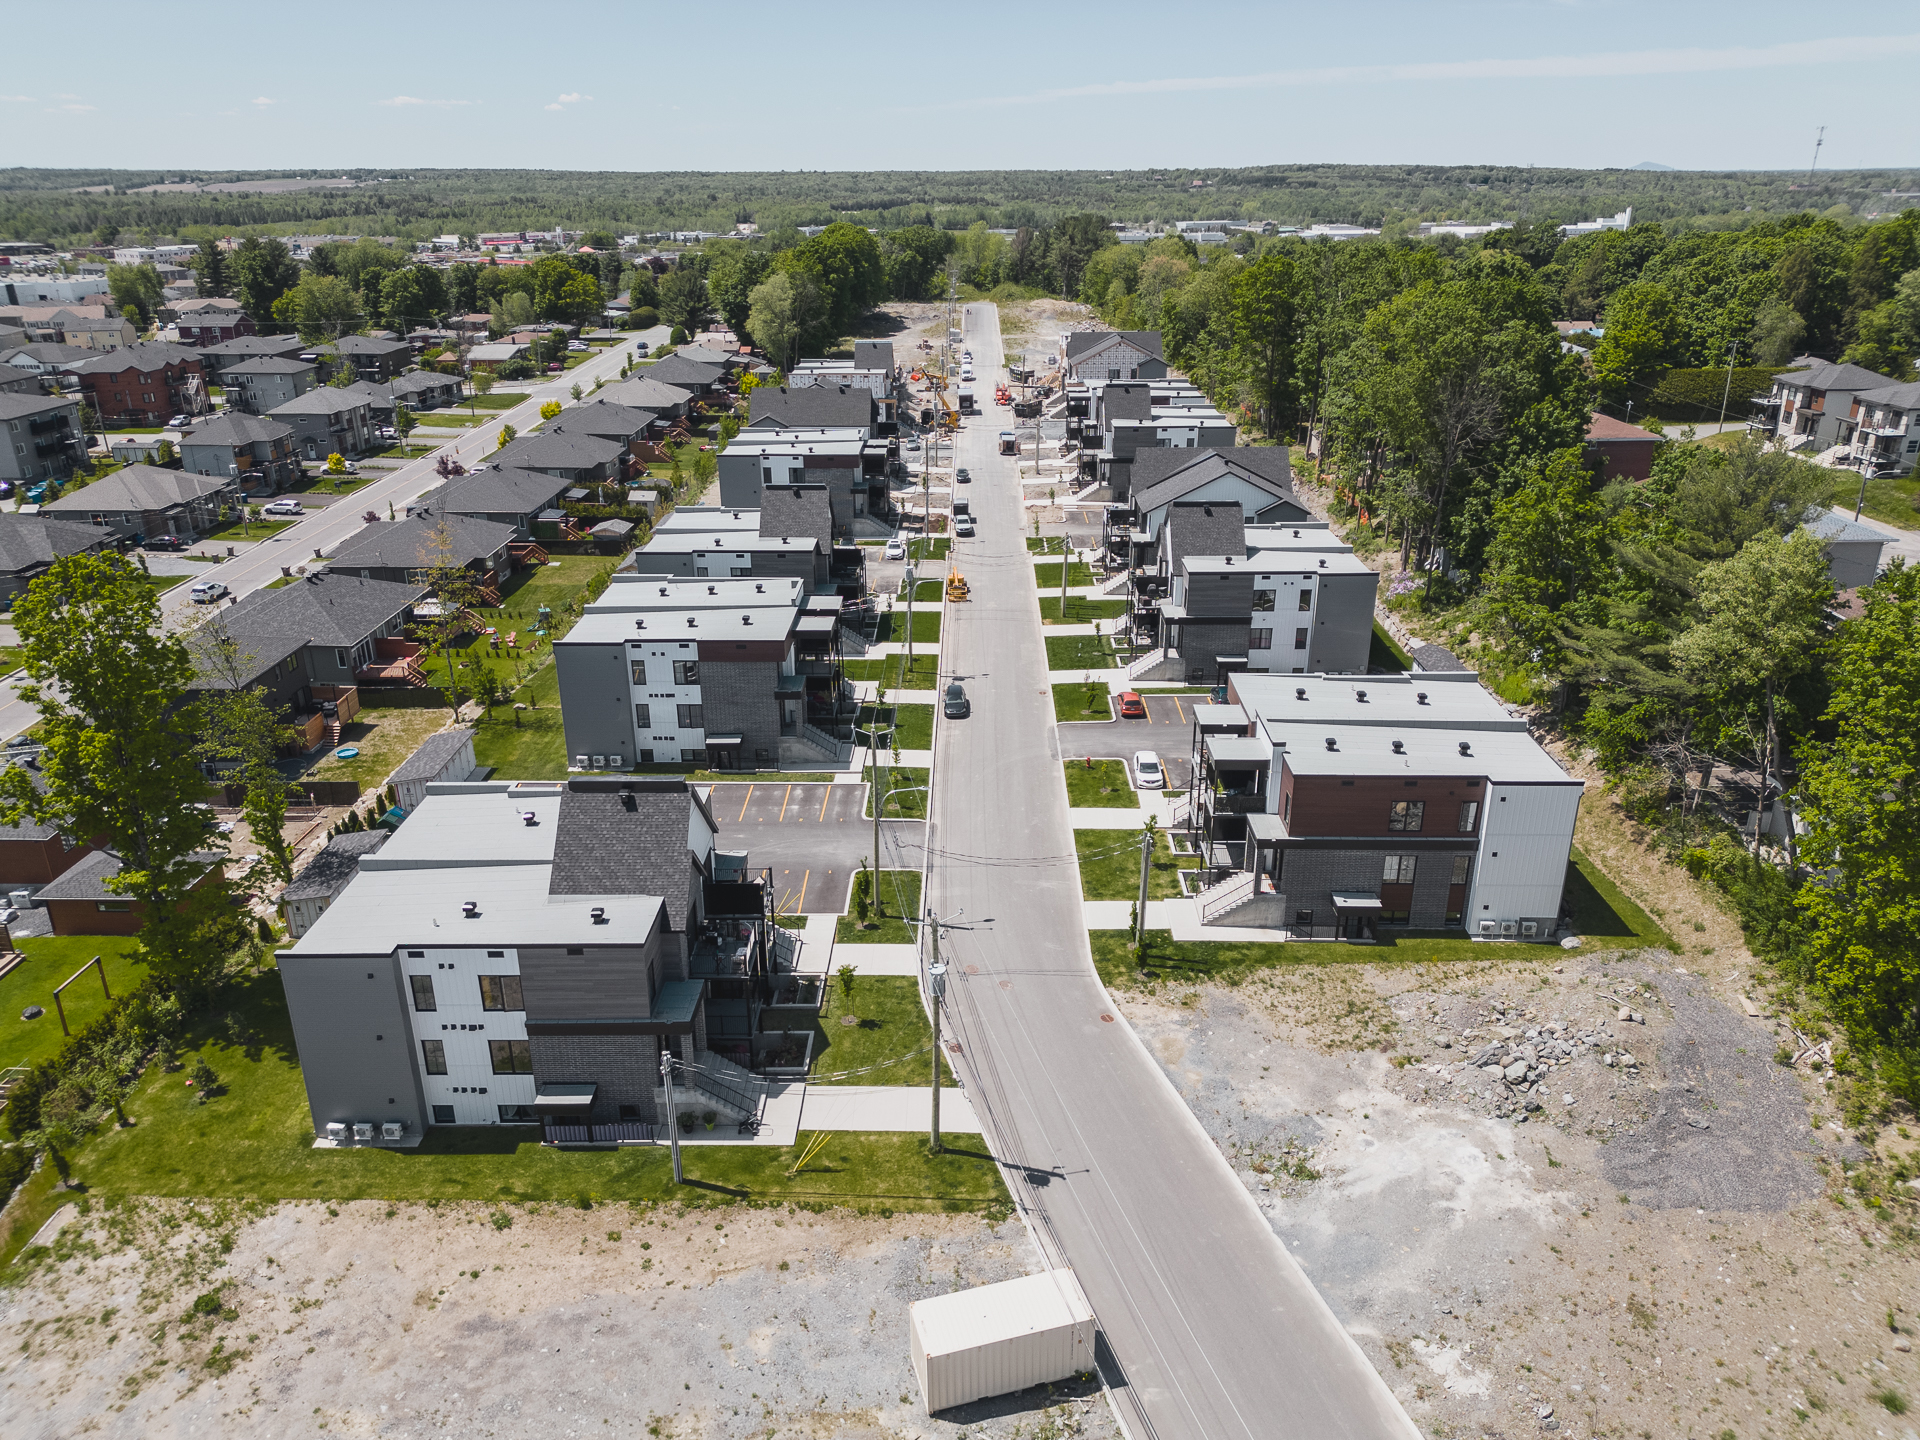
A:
[[669, 326, 689, 345], [2, 982, 185, 1140], [1644, 366, 1792, 422], [0, 1145, 33, 1209]]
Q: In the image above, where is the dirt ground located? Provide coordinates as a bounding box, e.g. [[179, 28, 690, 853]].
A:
[[0, 1202, 1118, 1440], [1113, 845, 1920, 1440]]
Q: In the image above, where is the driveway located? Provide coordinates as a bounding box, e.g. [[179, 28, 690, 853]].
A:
[[1059, 692, 1201, 787], [707, 781, 925, 914]]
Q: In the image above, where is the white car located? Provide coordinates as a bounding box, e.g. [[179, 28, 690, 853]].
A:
[[1133, 751, 1165, 789], [883, 538, 906, 560], [954, 516, 975, 537], [190, 581, 230, 605], [263, 499, 305, 516], [568, 341, 588, 352]]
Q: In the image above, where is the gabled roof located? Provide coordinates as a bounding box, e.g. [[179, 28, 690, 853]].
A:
[[38, 847, 223, 903], [1065, 329, 1164, 362], [747, 384, 874, 431], [65, 341, 201, 375], [1778, 358, 1903, 393], [643, 353, 726, 386], [1129, 446, 1296, 515], [221, 355, 315, 377], [180, 413, 293, 448], [270, 387, 371, 418], [1165, 501, 1246, 571], [387, 370, 461, 397], [42, 464, 232, 514], [430, 467, 572, 517], [492, 424, 624, 471], [0, 391, 74, 423], [197, 335, 307, 361], [1854, 380, 1920, 410], [319, 335, 411, 357], [328, 511, 516, 571], [1585, 412, 1660, 443], [208, 571, 426, 650], [389, 728, 477, 786], [1, 343, 92, 366], [564, 399, 659, 440], [548, 780, 717, 933], [0, 513, 113, 574]]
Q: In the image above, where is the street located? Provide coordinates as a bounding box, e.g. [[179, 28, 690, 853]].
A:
[[927, 303, 1419, 1439]]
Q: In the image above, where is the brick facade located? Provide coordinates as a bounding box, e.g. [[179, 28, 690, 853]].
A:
[[527, 1032, 661, 1123], [700, 657, 784, 769]]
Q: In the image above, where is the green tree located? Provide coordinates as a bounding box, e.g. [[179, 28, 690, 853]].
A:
[[1230, 252, 1304, 438], [1480, 448, 1615, 660], [229, 236, 300, 324], [488, 290, 536, 336], [1591, 281, 1681, 410], [704, 242, 774, 336], [394, 404, 416, 443], [658, 266, 711, 334], [188, 616, 296, 888], [381, 265, 449, 333], [746, 270, 823, 374], [106, 262, 164, 329], [1796, 562, 1920, 1075], [191, 239, 228, 300], [496, 422, 516, 450], [0, 555, 226, 995], [1749, 298, 1807, 366], [416, 519, 483, 711], [287, 274, 363, 344]]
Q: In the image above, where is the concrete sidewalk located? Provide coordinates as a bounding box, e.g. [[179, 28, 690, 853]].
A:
[[798, 1085, 982, 1134], [1083, 896, 1290, 943]]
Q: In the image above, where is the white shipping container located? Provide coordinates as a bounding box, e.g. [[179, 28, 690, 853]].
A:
[[910, 1269, 1096, 1414]]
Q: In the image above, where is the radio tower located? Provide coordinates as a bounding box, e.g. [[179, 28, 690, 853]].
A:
[[1807, 126, 1825, 184]]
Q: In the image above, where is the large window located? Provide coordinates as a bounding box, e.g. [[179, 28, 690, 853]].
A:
[[479, 975, 524, 1011], [497, 1104, 537, 1123], [431, 1104, 455, 1124], [421, 1040, 447, 1075], [677, 703, 704, 728], [633, 702, 651, 727], [1457, 801, 1479, 832], [1293, 627, 1309, 650], [488, 1039, 534, 1074], [1298, 589, 1314, 611], [1388, 800, 1425, 832], [673, 660, 699, 685], [1252, 589, 1275, 612], [630, 659, 646, 685], [1450, 854, 1472, 885], [1382, 855, 1417, 883], [1249, 629, 1272, 650], [409, 974, 436, 1011]]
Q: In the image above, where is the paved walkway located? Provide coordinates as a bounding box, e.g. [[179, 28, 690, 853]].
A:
[[1081, 897, 1289, 943], [798, 1085, 981, 1134]]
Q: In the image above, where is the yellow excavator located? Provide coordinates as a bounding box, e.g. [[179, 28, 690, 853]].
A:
[[923, 366, 960, 429], [945, 570, 970, 603]]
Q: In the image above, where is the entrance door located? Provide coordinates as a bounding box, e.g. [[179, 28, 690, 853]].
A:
[[781, 700, 799, 734], [709, 748, 739, 772]]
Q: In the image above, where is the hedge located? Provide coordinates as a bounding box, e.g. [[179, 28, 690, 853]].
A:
[[1645, 366, 1792, 422]]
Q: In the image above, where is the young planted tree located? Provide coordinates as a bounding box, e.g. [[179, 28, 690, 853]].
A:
[[0, 554, 228, 997], [417, 519, 483, 713], [394, 404, 417, 445]]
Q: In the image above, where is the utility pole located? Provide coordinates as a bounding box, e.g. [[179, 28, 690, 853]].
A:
[[927, 912, 946, 1154], [1716, 339, 1739, 429], [904, 563, 915, 670], [660, 1045, 683, 1184], [1135, 826, 1152, 945]]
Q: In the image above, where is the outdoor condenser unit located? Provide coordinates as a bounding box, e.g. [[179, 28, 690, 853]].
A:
[[1479, 921, 1497, 936], [1521, 921, 1539, 938]]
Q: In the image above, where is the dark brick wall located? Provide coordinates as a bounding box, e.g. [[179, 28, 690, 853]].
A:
[[700, 657, 783, 766], [527, 1031, 661, 1123], [1274, 846, 1470, 929], [1166, 621, 1252, 684], [1283, 774, 1486, 839]]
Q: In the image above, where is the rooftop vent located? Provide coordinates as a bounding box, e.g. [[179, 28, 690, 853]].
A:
[[1391, 739, 1404, 754], [742, 614, 752, 625], [1355, 689, 1368, 702], [521, 810, 538, 826], [731, 511, 741, 519], [707, 584, 716, 594], [1295, 687, 1307, 700], [620, 789, 636, 811], [657, 586, 668, 596], [687, 616, 697, 627], [590, 906, 607, 924], [1325, 737, 1338, 752], [1292, 529, 1300, 538], [754, 582, 764, 593], [462, 901, 478, 918], [1317, 558, 1326, 568], [634, 618, 646, 629], [1458, 741, 1472, 756], [1416, 691, 1428, 705]]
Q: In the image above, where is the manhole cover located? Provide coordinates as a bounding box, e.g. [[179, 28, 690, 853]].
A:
[[965, 965, 979, 975], [1100, 1014, 1114, 1023], [839, 1014, 859, 1027]]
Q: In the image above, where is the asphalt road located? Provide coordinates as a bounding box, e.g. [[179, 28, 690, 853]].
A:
[[706, 780, 925, 913], [928, 303, 1418, 1440]]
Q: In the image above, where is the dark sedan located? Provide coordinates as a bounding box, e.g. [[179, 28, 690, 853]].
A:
[[944, 681, 970, 719]]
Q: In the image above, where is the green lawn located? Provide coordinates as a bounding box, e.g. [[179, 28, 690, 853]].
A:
[[305, 704, 458, 794], [864, 765, 930, 819], [291, 471, 374, 496], [812, 976, 951, 1087], [1845, 474, 1920, 532], [138, 573, 190, 595], [1, 969, 1004, 1265], [0, 646, 22, 674], [202, 516, 299, 543], [1038, 596, 1128, 624], [856, 702, 933, 751], [1076, 829, 1199, 900], [905, 579, 945, 603], [466, 392, 531, 410], [842, 654, 941, 689], [471, 660, 565, 779], [1046, 634, 1117, 670], [1034, 562, 1097, 588], [1064, 759, 1138, 808], [1566, 846, 1678, 951], [0, 937, 149, 1072], [877, 608, 941, 645], [376, 444, 436, 460], [1053, 681, 1113, 722], [837, 871, 923, 944], [903, 538, 950, 561]]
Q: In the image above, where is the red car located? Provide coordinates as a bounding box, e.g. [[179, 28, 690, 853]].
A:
[[1116, 691, 1147, 719]]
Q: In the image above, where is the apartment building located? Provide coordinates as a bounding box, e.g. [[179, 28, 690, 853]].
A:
[[1749, 357, 1903, 450], [624, 500, 834, 591], [178, 412, 301, 493], [1079, 378, 1238, 498], [269, 388, 376, 460], [1187, 672, 1583, 941], [716, 427, 894, 523], [1844, 380, 1920, 477], [0, 392, 83, 489], [556, 573, 853, 771], [221, 356, 317, 414], [42, 464, 237, 543], [65, 342, 208, 425], [1060, 329, 1167, 383]]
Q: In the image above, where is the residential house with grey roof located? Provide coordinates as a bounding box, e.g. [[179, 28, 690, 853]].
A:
[[1061, 329, 1167, 382], [36, 846, 225, 937], [185, 572, 428, 708], [276, 777, 797, 1142], [1844, 379, 1920, 477], [327, 511, 517, 600], [0, 391, 83, 488], [491, 424, 627, 483], [195, 333, 308, 382], [0, 512, 114, 604], [746, 383, 875, 436], [310, 335, 412, 382], [269, 387, 376, 460], [0, 342, 92, 379], [42, 463, 236, 542], [418, 468, 572, 540], [1750, 357, 1904, 450], [596, 374, 693, 419], [178, 412, 300, 493], [222, 355, 317, 415], [637, 353, 726, 397], [176, 308, 256, 347], [0, 753, 103, 890]]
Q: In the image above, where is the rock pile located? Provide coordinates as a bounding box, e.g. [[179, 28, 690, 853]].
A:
[[1414, 1013, 1646, 1121]]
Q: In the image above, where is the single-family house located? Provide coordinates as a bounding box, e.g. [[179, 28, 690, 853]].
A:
[[0, 342, 93, 380], [0, 755, 101, 892], [466, 341, 529, 372], [327, 512, 517, 601], [65, 342, 208, 425], [42, 464, 237, 542], [597, 375, 693, 420], [37, 847, 225, 937], [747, 384, 876, 436], [386, 369, 464, 413], [186, 573, 429, 704], [0, 513, 115, 604], [269, 388, 376, 460], [178, 412, 301, 493], [421, 467, 573, 541], [0, 391, 84, 488], [639, 352, 726, 397], [222, 355, 317, 415], [491, 425, 628, 484]]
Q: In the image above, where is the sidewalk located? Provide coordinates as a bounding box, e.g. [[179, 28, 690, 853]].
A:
[[1082, 896, 1289, 943], [798, 1085, 981, 1134]]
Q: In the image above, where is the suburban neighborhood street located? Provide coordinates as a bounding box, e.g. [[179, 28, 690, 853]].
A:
[[927, 303, 1419, 1439]]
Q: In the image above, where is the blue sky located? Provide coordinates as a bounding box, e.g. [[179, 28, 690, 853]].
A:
[[6, 0, 1917, 173]]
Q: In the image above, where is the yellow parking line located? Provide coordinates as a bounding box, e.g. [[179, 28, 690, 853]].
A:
[[795, 869, 810, 911], [818, 786, 831, 822], [737, 785, 754, 823], [1173, 696, 1187, 723], [778, 784, 793, 821]]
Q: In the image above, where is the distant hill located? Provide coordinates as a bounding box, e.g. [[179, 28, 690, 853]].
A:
[[1630, 161, 1676, 172]]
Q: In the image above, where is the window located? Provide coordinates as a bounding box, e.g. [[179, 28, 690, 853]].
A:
[[630, 659, 646, 685], [1382, 854, 1417, 883], [478, 975, 523, 1011], [1298, 589, 1313, 611], [677, 703, 704, 728], [633, 702, 651, 727], [730, 566, 750, 577], [1457, 800, 1479, 832], [489, 1039, 534, 1074], [498, 1104, 537, 1123], [421, 1040, 448, 1075], [680, 747, 707, 764], [409, 974, 437, 1011], [431, 1105, 455, 1125], [1294, 627, 1309, 650], [1252, 589, 1275, 612], [1388, 800, 1425, 832], [1248, 628, 1272, 650], [334, 649, 348, 668], [1282, 792, 1291, 825], [96, 900, 131, 913], [1450, 854, 1472, 885], [673, 660, 699, 685]]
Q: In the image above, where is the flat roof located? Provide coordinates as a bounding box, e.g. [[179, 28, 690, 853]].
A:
[[359, 787, 563, 869], [1184, 552, 1372, 577], [637, 531, 818, 555], [564, 604, 800, 646], [287, 864, 664, 953], [1236, 672, 1525, 733], [598, 574, 806, 609], [1271, 721, 1576, 784], [1203, 735, 1271, 764], [910, 1270, 1094, 1358], [654, 506, 760, 535]]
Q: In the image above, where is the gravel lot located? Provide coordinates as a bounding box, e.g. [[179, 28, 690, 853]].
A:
[[0, 1201, 1119, 1440], [1115, 945, 1918, 1439]]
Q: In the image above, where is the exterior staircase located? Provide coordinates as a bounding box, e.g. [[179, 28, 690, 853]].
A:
[[1119, 647, 1186, 683], [1197, 870, 1288, 929], [656, 1048, 768, 1130]]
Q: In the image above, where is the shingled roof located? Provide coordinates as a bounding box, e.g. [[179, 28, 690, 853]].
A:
[[547, 780, 719, 934]]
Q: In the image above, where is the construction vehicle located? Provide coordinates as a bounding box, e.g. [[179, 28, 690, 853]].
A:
[[946, 570, 970, 602]]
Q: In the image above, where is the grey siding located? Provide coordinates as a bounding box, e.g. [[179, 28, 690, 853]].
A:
[[277, 952, 428, 1137], [1168, 621, 1252, 683], [527, 1032, 660, 1123], [520, 943, 658, 1020], [556, 638, 638, 767], [1311, 570, 1379, 674], [716, 453, 763, 509]]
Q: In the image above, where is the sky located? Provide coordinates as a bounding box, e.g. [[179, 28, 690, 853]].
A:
[[6, 0, 1918, 174]]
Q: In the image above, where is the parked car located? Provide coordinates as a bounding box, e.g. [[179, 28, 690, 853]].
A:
[[144, 534, 186, 551], [190, 581, 230, 605], [943, 681, 970, 719], [6, 735, 35, 749], [954, 516, 975, 537], [884, 538, 906, 560], [1133, 751, 1165, 789], [634, 342, 650, 357], [905, 437, 921, 451], [568, 341, 588, 352], [547, 363, 564, 372], [167, 414, 189, 428], [263, 499, 306, 516], [955, 467, 971, 484], [1116, 691, 1147, 719]]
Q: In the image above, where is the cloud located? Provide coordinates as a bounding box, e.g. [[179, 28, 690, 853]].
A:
[[376, 95, 471, 108], [46, 102, 96, 114], [0, 96, 33, 104], [252, 96, 274, 107], [962, 34, 1920, 108], [546, 92, 593, 111]]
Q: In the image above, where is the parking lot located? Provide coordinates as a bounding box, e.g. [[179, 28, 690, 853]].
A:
[[707, 781, 926, 914], [1057, 691, 1202, 788]]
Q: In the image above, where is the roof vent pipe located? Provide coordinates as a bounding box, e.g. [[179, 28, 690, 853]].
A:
[[1458, 741, 1472, 756], [1295, 687, 1307, 700], [462, 901, 478, 917], [1392, 739, 1404, 754], [590, 906, 607, 924], [1416, 692, 1428, 705], [521, 810, 538, 826], [1325, 737, 1337, 751], [1355, 689, 1367, 702]]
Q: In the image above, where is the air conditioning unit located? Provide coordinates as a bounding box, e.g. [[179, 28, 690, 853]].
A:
[[352, 1121, 374, 1143], [381, 1121, 404, 1141], [1499, 921, 1518, 937], [325, 1121, 348, 1143], [591, 754, 606, 769], [608, 753, 626, 770], [1521, 921, 1539, 938], [1479, 920, 1496, 937], [573, 754, 589, 769]]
